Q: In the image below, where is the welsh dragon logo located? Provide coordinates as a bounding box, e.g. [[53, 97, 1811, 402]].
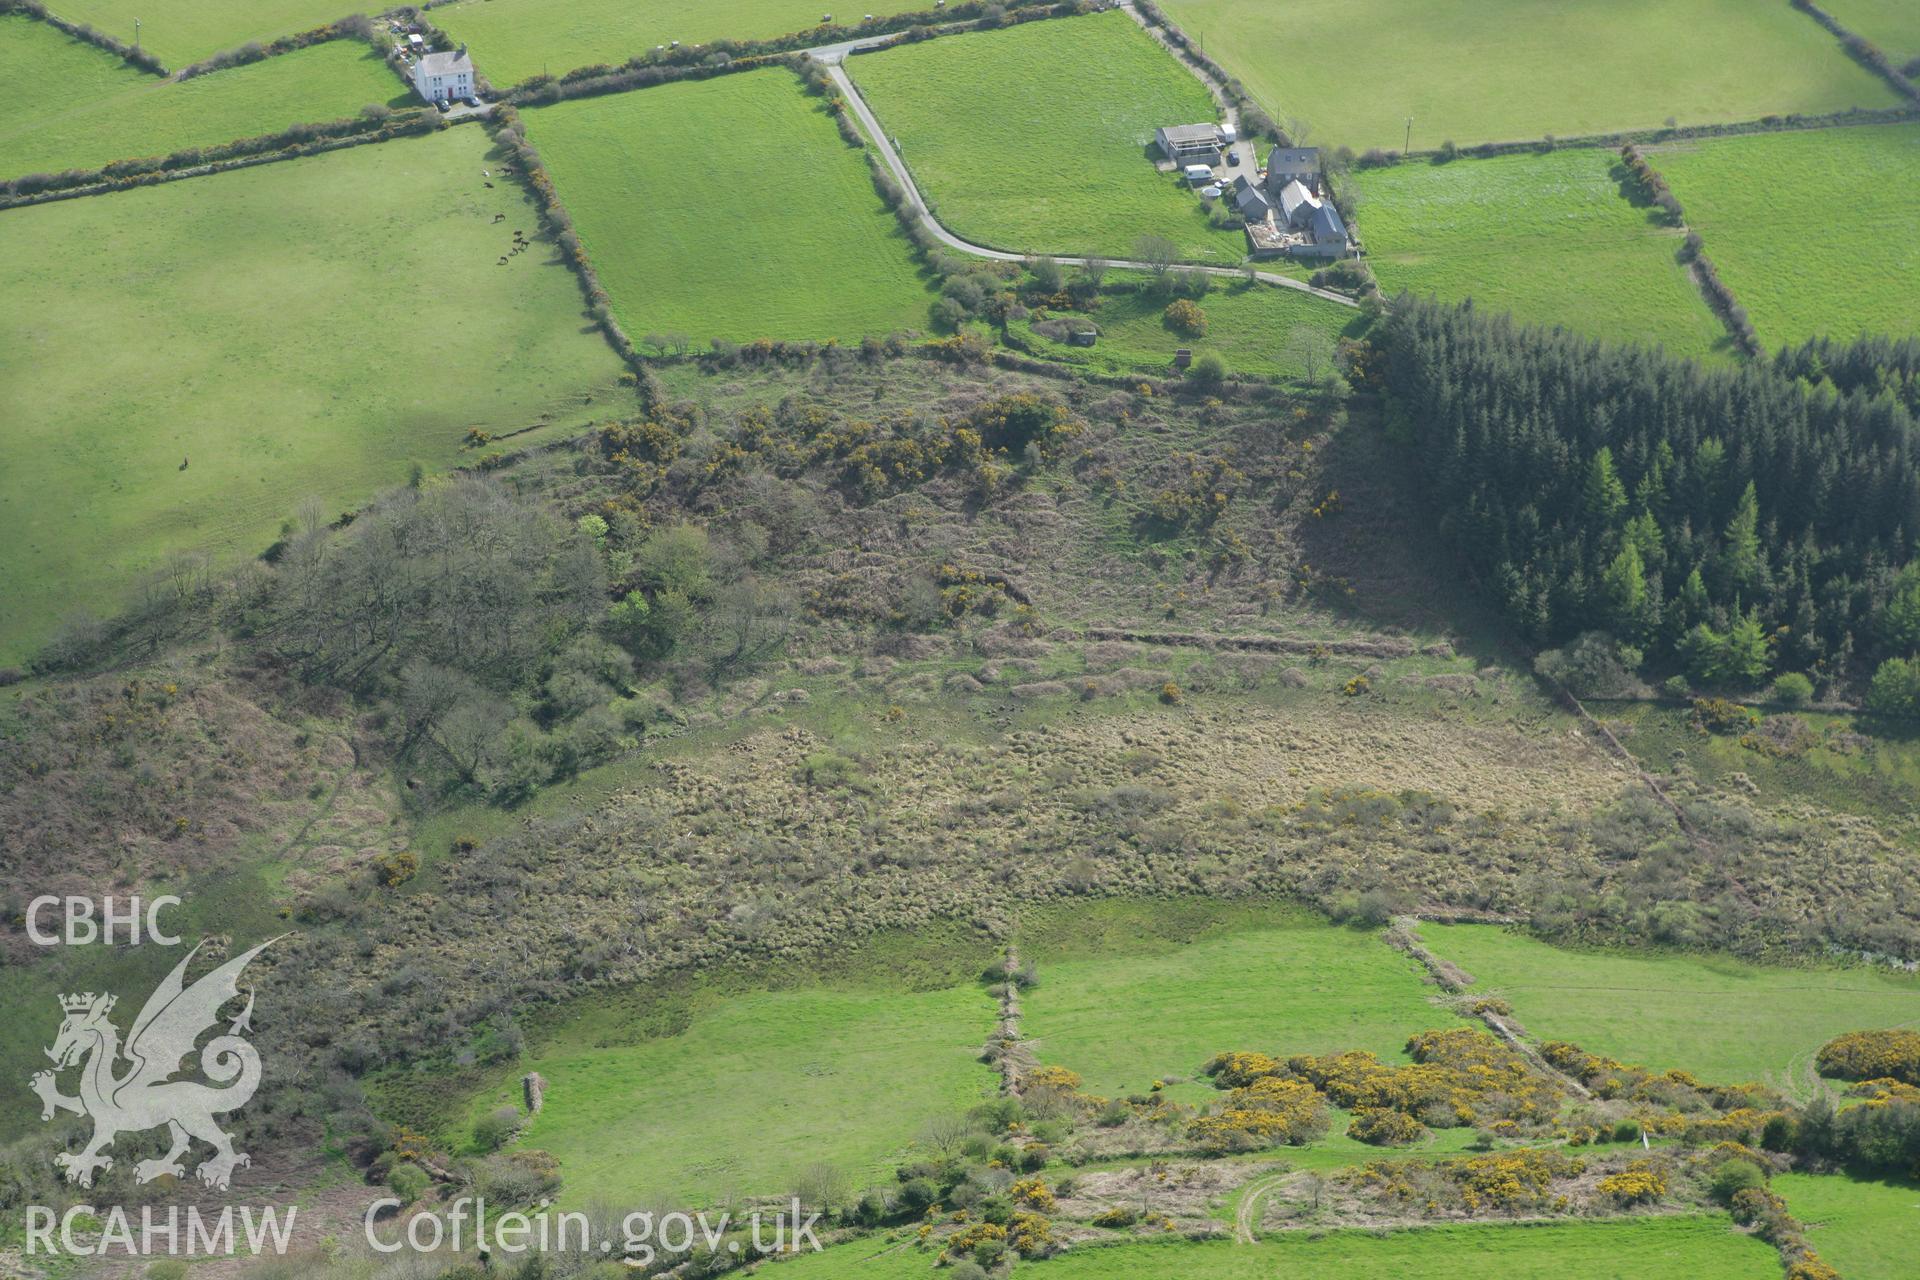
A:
[[30, 939, 276, 1191]]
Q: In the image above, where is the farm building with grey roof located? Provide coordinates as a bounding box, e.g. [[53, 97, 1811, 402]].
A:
[[1156, 123, 1226, 166]]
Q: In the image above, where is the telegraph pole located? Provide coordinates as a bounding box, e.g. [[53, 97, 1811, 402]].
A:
[[134, 17, 141, 51], [1404, 116, 1412, 157]]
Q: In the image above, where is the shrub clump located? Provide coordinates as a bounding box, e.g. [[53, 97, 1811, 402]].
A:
[[1188, 1076, 1330, 1150], [1009, 1177, 1056, 1211], [1344, 1148, 1587, 1216], [1816, 1029, 1920, 1085], [1206, 1029, 1562, 1136], [1348, 1106, 1427, 1146], [1691, 696, 1757, 735], [1162, 298, 1208, 337], [1597, 1159, 1668, 1205]]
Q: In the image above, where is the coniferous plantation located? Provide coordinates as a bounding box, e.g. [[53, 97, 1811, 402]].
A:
[[1373, 299, 1920, 708], [8, 4, 1920, 1280]]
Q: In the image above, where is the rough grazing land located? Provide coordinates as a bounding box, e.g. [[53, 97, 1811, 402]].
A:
[[1421, 924, 1920, 1097], [524, 69, 932, 346], [1776, 1172, 1920, 1280], [0, 839, 297, 1140], [433, 0, 925, 87], [46, 0, 359, 67], [1607, 703, 1920, 851], [454, 968, 1000, 1205], [1154, 0, 1897, 151], [1651, 123, 1920, 345], [0, 126, 629, 663], [850, 10, 1247, 263], [1018, 901, 1445, 1099], [1353, 148, 1727, 357], [771, 1215, 1778, 1278], [0, 37, 405, 179]]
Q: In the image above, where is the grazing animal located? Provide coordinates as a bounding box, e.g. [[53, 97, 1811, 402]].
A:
[[483, 181, 494, 189], [492, 213, 505, 223], [497, 257, 508, 265], [179, 457, 188, 470]]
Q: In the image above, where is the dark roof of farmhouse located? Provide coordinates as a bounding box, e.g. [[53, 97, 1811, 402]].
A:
[[1231, 175, 1273, 215], [1269, 146, 1320, 171]]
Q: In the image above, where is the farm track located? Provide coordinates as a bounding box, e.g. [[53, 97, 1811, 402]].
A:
[[1233, 1169, 1301, 1242], [820, 59, 1359, 309], [1390, 918, 1595, 1101]]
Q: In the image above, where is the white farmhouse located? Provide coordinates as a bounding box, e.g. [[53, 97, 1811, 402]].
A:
[[413, 45, 476, 104]]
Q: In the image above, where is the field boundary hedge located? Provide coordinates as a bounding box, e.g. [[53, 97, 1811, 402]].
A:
[[173, 12, 392, 81], [1792, 0, 1920, 103], [1132, 0, 1283, 144], [484, 106, 659, 412], [0, 0, 164, 73], [503, 49, 800, 106], [498, 2, 1087, 108], [1352, 103, 1920, 169], [1617, 143, 1761, 358], [0, 108, 448, 209], [467, 0, 1070, 93]]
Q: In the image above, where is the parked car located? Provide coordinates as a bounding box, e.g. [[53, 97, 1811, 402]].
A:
[[468, 96, 483, 108], [1225, 148, 1240, 165], [436, 99, 452, 113]]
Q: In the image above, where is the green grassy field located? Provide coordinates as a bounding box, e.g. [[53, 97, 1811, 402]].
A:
[[1017, 272, 1366, 382], [434, 0, 925, 87], [0, 36, 405, 180], [771, 1216, 1776, 1279], [1420, 924, 1920, 1095], [1016, 901, 1447, 1103], [1155, 0, 1896, 152], [850, 10, 1246, 263], [1, 14, 153, 164], [1827, 0, 1920, 60], [443, 935, 1001, 1206], [1777, 1172, 1920, 1280], [1650, 123, 1920, 345], [1352, 148, 1727, 357], [46, 0, 356, 68], [0, 125, 629, 664], [523, 68, 933, 346]]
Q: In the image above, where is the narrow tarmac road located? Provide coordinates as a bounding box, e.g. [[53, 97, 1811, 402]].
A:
[[819, 57, 1358, 308]]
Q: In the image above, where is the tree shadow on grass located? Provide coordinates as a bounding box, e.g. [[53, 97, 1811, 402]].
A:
[[1291, 408, 1529, 669]]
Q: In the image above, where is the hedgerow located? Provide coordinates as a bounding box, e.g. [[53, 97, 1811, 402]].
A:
[[0, 0, 163, 73], [1616, 142, 1759, 356], [174, 13, 385, 80], [0, 108, 445, 208]]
